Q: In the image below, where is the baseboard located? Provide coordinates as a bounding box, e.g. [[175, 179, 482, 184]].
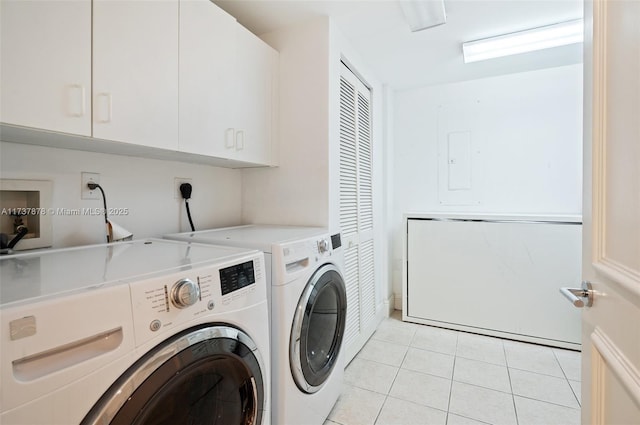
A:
[[394, 293, 402, 311], [383, 294, 395, 317]]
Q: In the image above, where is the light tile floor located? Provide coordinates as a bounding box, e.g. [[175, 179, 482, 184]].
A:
[[326, 311, 581, 425]]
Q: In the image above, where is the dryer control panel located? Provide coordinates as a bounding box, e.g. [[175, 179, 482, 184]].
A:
[[129, 252, 266, 347], [272, 233, 340, 286]]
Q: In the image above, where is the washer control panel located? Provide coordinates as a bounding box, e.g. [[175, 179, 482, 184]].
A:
[[220, 260, 256, 296], [129, 252, 265, 346]]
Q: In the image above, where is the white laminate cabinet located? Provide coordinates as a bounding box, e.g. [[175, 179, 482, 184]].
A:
[[1, 0, 276, 167], [404, 214, 582, 349], [0, 0, 92, 136], [233, 25, 278, 166], [92, 0, 179, 150], [179, 0, 236, 158], [179, 0, 277, 166]]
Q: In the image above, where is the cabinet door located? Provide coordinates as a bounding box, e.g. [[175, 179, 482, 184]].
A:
[[0, 0, 91, 136], [179, 0, 237, 158], [93, 0, 178, 149], [234, 25, 276, 166]]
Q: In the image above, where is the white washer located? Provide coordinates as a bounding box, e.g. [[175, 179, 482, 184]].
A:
[[164, 225, 347, 425], [1, 238, 270, 425]]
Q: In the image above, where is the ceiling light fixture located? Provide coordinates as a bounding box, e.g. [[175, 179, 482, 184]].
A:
[[399, 0, 447, 32], [462, 19, 584, 63]]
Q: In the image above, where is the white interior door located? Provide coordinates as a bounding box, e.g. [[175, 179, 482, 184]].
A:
[[579, 0, 640, 423]]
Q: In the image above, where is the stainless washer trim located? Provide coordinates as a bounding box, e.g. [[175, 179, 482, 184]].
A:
[[289, 263, 344, 394], [83, 325, 265, 425]]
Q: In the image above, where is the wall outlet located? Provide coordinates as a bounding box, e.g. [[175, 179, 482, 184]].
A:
[[174, 177, 193, 199], [81, 172, 101, 200]]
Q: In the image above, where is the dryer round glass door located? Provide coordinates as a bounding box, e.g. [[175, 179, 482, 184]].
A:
[[290, 263, 347, 393], [82, 325, 266, 425]]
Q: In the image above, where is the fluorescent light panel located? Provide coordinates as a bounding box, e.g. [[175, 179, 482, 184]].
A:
[[399, 0, 446, 32], [462, 19, 583, 63]]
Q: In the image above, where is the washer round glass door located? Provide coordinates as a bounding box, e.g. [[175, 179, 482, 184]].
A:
[[290, 263, 347, 393], [82, 325, 266, 425]]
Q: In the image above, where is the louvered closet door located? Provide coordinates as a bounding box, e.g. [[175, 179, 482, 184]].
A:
[[339, 62, 376, 364]]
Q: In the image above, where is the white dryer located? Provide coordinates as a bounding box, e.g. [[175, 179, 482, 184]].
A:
[[164, 225, 347, 425], [1, 239, 270, 425]]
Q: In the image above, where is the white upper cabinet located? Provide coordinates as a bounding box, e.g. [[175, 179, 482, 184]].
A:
[[179, 0, 277, 166], [234, 25, 278, 166], [92, 0, 179, 150], [0, 0, 92, 136], [1, 0, 276, 166], [179, 0, 237, 158]]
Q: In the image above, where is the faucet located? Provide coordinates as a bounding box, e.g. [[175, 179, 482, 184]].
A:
[[0, 225, 29, 255]]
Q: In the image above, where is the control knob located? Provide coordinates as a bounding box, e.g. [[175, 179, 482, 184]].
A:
[[317, 238, 330, 253], [171, 278, 200, 309]]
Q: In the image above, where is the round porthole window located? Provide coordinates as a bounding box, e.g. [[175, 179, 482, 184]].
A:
[[290, 264, 347, 393]]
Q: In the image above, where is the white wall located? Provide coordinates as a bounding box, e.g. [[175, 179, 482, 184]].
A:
[[391, 64, 583, 304], [240, 17, 391, 313], [241, 17, 331, 228], [383, 86, 395, 303], [0, 142, 242, 248]]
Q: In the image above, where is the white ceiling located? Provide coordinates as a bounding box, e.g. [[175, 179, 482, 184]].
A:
[[213, 0, 584, 90]]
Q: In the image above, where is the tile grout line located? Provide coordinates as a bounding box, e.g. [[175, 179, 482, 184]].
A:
[[444, 332, 460, 425], [450, 377, 520, 397], [552, 348, 582, 407], [504, 342, 520, 425], [371, 329, 415, 425], [514, 394, 582, 410], [507, 365, 570, 379], [406, 342, 459, 358], [372, 394, 389, 425]]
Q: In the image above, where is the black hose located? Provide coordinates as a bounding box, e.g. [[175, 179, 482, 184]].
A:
[[95, 184, 108, 226], [7, 226, 29, 249], [88, 183, 110, 242], [185, 200, 195, 232]]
